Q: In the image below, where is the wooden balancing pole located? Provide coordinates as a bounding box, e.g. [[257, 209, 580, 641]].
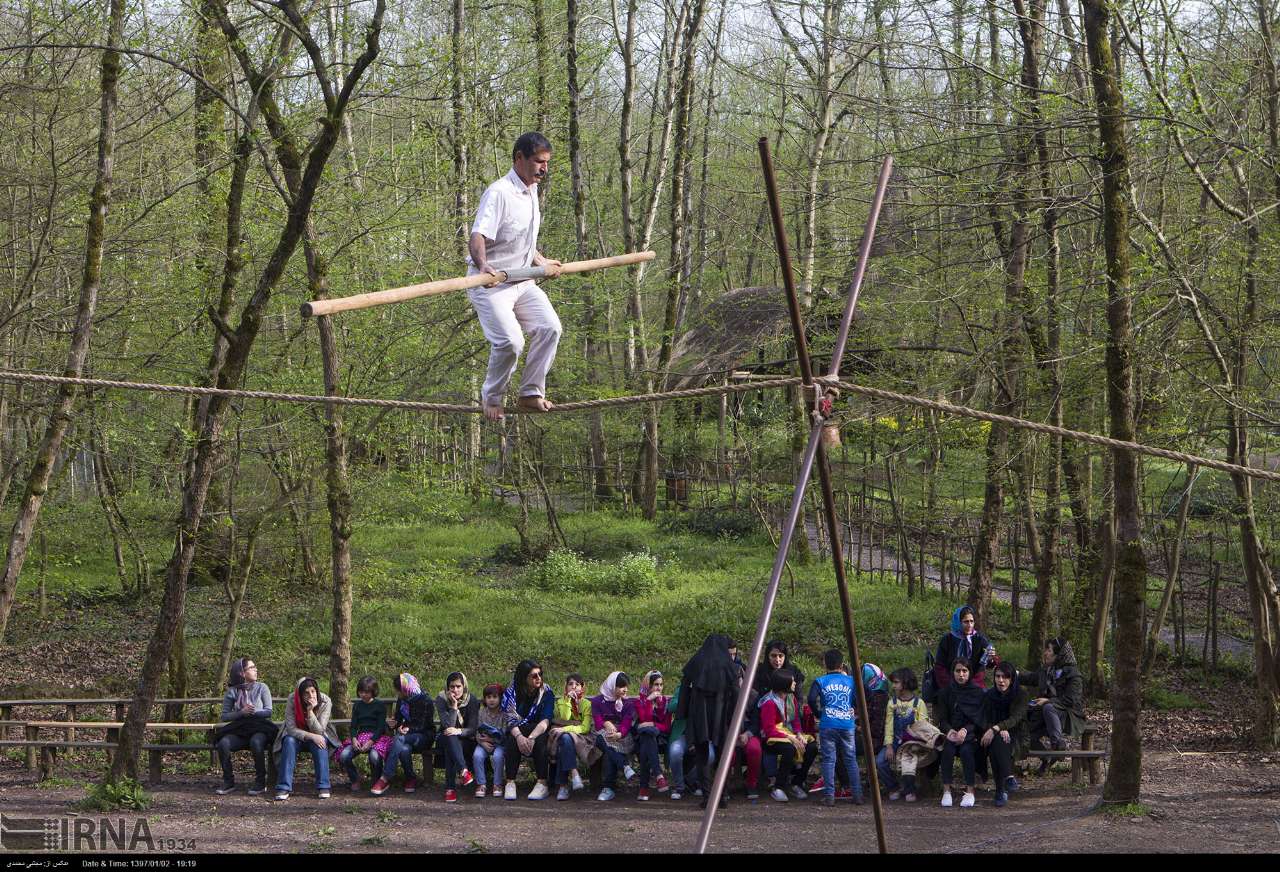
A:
[[301, 250, 656, 318]]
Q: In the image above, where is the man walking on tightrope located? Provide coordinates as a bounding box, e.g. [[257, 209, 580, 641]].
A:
[[468, 132, 564, 422]]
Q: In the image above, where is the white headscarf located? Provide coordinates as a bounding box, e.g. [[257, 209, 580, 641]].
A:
[[599, 671, 626, 713]]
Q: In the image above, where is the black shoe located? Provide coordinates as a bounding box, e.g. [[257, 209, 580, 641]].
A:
[[215, 782, 236, 796], [248, 782, 268, 796]]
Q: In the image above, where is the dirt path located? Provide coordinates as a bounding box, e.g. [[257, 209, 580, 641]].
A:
[[0, 752, 1275, 853]]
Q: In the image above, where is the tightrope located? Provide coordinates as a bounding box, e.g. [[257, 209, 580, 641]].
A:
[[3, 368, 1278, 484]]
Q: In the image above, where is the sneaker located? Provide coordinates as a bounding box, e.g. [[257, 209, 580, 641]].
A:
[[370, 778, 390, 796], [557, 786, 570, 801], [823, 795, 836, 807], [960, 792, 975, 808], [670, 790, 683, 801], [808, 777, 826, 794], [317, 790, 330, 800], [995, 791, 1008, 807], [215, 782, 236, 795], [941, 791, 954, 807], [459, 769, 474, 787], [836, 787, 853, 799], [746, 788, 759, 801], [789, 785, 808, 801], [475, 785, 488, 798], [770, 788, 789, 802], [597, 788, 616, 801], [623, 765, 636, 781], [888, 790, 902, 801], [655, 774, 669, 793], [444, 789, 457, 803], [693, 788, 704, 797], [248, 783, 267, 796], [638, 788, 650, 801], [273, 791, 290, 802], [1006, 775, 1020, 793], [528, 782, 550, 801], [571, 772, 585, 792], [403, 778, 417, 794], [349, 778, 362, 792], [904, 793, 918, 802], [503, 782, 517, 801]]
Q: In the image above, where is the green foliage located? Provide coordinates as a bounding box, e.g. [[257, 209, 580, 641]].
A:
[[659, 507, 760, 540], [1103, 802, 1150, 818], [527, 548, 659, 597], [1142, 683, 1203, 711], [76, 778, 150, 812]]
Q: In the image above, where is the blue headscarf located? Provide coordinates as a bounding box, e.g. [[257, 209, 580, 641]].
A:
[[950, 606, 977, 662], [862, 663, 888, 693]]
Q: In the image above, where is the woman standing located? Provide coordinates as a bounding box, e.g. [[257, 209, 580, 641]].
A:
[[273, 677, 340, 801], [214, 657, 276, 796], [677, 634, 739, 810], [933, 605, 994, 692]]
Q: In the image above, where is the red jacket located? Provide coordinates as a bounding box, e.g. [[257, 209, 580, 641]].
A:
[[633, 694, 672, 736], [759, 693, 802, 742]]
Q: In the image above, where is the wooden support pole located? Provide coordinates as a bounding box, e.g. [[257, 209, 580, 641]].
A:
[[302, 250, 655, 317]]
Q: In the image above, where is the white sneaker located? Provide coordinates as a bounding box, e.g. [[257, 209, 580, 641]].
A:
[[670, 790, 683, 801], [623, 765, 636, 781], [571, 772, 585, 792], [503, 782, 517, 801], [770, 788, 789, 802], [557, 786, 570, 801], [960, 791, 975, 808], [597, 788, 616, 801], [789, 785, 808, 800], [941, 791, 954, 807], [528, 782, 550, 801]]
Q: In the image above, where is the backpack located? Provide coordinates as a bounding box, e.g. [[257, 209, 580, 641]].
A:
[[921, 649, 939, 704]]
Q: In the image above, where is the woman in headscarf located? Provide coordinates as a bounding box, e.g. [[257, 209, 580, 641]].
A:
[[933, 605, 994, 692], [370, 673, 435, 796], [980, 661, 1029, 805], [677, 634, 739, 809], [590, 671, 636, 802], [1023, 637, 1086, 756], [272, 676, 340, 801], [500, 659, 556, 800], [436, 671, 480, 802], [213, 656, 276, 796]]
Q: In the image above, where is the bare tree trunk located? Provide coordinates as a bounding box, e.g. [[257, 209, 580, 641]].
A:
[[451, 0, 468, 258], [1082, 0, 1146, 802], [1143, 464, 1195, 674], [110, 0, 385, 782], [0, 0, 124, 642]]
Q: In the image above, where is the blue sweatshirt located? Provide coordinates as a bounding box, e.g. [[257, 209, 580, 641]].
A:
[[811, 672, 855, 731]]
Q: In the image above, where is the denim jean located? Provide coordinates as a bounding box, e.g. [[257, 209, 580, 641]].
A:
[[472, 743, 506, 787], [667, 734, 690, 790], [552, 732, 578, 787], [440, 734, 476, 789], [819, 728, 861, 800], [275, 734, 332, 792], [338, 744, 384, 783], [382, 731, 432, 781], [595, 734, 629, 789]]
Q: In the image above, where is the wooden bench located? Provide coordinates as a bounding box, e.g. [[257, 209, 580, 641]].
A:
[[1026, 727, 1106, 785]]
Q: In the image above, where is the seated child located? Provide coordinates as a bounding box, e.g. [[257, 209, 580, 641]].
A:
[[877, 667, 934, 802], [473, 683, 508, 797], [335, 675, 393, 790]]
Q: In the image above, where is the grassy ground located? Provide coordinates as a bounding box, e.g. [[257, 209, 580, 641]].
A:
[[2, 471, 1033, 700]]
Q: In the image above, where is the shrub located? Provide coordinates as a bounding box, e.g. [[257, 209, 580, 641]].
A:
[[527, 548, 660, 597], [660, 508, 758, 540], [76, 778, 150, 812]]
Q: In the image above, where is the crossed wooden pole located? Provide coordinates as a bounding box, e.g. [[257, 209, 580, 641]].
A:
[[694, 142, 894, 854]]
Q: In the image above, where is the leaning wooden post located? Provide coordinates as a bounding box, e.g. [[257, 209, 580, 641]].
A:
[[695, 141, 892, 855]]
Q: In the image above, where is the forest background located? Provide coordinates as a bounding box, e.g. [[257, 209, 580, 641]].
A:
[[0, 0, 1278, 810]]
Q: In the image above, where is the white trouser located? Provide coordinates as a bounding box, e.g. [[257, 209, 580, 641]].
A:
[[467, 280, 562, 408]]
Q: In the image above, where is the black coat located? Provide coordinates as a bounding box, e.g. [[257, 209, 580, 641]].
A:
[[937, 682, 987, 740]]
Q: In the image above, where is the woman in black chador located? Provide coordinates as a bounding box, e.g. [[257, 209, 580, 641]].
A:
[[677, 634, 739, 809]]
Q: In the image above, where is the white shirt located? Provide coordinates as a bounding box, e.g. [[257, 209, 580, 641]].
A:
[[468, 168, 541, 273]]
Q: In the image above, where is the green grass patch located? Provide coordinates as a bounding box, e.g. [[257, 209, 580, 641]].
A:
[[1103, 801, 1150, 818], [75, 778, 150, 812]]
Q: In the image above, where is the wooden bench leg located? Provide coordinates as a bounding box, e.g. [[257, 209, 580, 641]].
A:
[[25, 726, 37, 771], [38, 746, 56, 782], [149, 750, 163, 784], [1081, 732, 1101, 785], [1070, 756, 1083, 785]]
